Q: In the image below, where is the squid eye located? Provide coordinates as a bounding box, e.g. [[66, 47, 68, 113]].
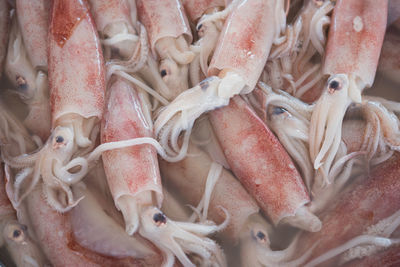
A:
[[256, 231, 266, 240], [253, 230, 268, 244], [272, 107, 287, 115], [5, 222, 27, 243], [55, 136, 64, 143], [153, 212, 167, 226], [52, 127, 74, 148], [329, 80, 340, 90], [160, 69, 167, 78], [197, 24, 203, 31], [13, 229, 21, 238], [16, 76, 28, 91], [327, 78, 344, 94]]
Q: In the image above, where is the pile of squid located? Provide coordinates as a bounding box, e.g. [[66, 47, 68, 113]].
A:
[[0, 0, 400, 266]]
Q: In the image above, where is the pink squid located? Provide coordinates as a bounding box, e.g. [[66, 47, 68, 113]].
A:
[[16, 0, 49, 71], [4, 0, 51, 140], [154, 0, 286, 160], [88, 0, 170, 105], [100, 77, 226, 266], [209, 96, 321, 232], [137, 0, 195, 100], [5, 0, 106, 212], [309, 0, 388, 181]]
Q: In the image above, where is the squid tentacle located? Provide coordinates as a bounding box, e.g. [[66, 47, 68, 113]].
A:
[[139, 207, 227, 267]]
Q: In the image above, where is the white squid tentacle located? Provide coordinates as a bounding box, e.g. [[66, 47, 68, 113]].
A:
[[310, 74, 352, 178], [154, 74, 247, 160], [139, 207, 227, 267]]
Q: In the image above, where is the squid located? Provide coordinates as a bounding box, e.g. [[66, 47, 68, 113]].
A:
[[255, 84, 394, 213], [257, 83, 315, 190], [263, 0, 333, 102], [16, 0, 49, 71], [154, 0, 286, 160], [357, 100, 400, 165], [184, 0, 227, 85], [88, 0, 170, 105], [4, 0, 106, 212], [5, 153, 162, 266], [309, 0, 388, 180], [4, 0, 51, 141], [209, 95, 321, 232], [137, 0, 195, 100], [100, 77, 226, 267]]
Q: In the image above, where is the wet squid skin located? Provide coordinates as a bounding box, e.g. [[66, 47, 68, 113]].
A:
[[0, 0, 400, 266]]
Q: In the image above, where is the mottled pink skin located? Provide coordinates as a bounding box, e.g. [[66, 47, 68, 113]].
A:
[[209, 96, 310, 225], [26, 187, 144, 267], [136, 0, 192, 52], [160, 143, 259, 241], [294, 153, 400, 266], [208, 0, 277, 91], [16, 0, 49, 69], [183, 0, 225, 22], [344, 245, 400, 267], [48, 0, 105, 127], [101, 78, 162, 207], [0, 0, 9, 77], [323, 0, 388, 87], [88, 0, 132, 33]]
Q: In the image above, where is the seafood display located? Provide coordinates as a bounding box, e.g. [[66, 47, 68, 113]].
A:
[[0, 0, 399, 266]]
